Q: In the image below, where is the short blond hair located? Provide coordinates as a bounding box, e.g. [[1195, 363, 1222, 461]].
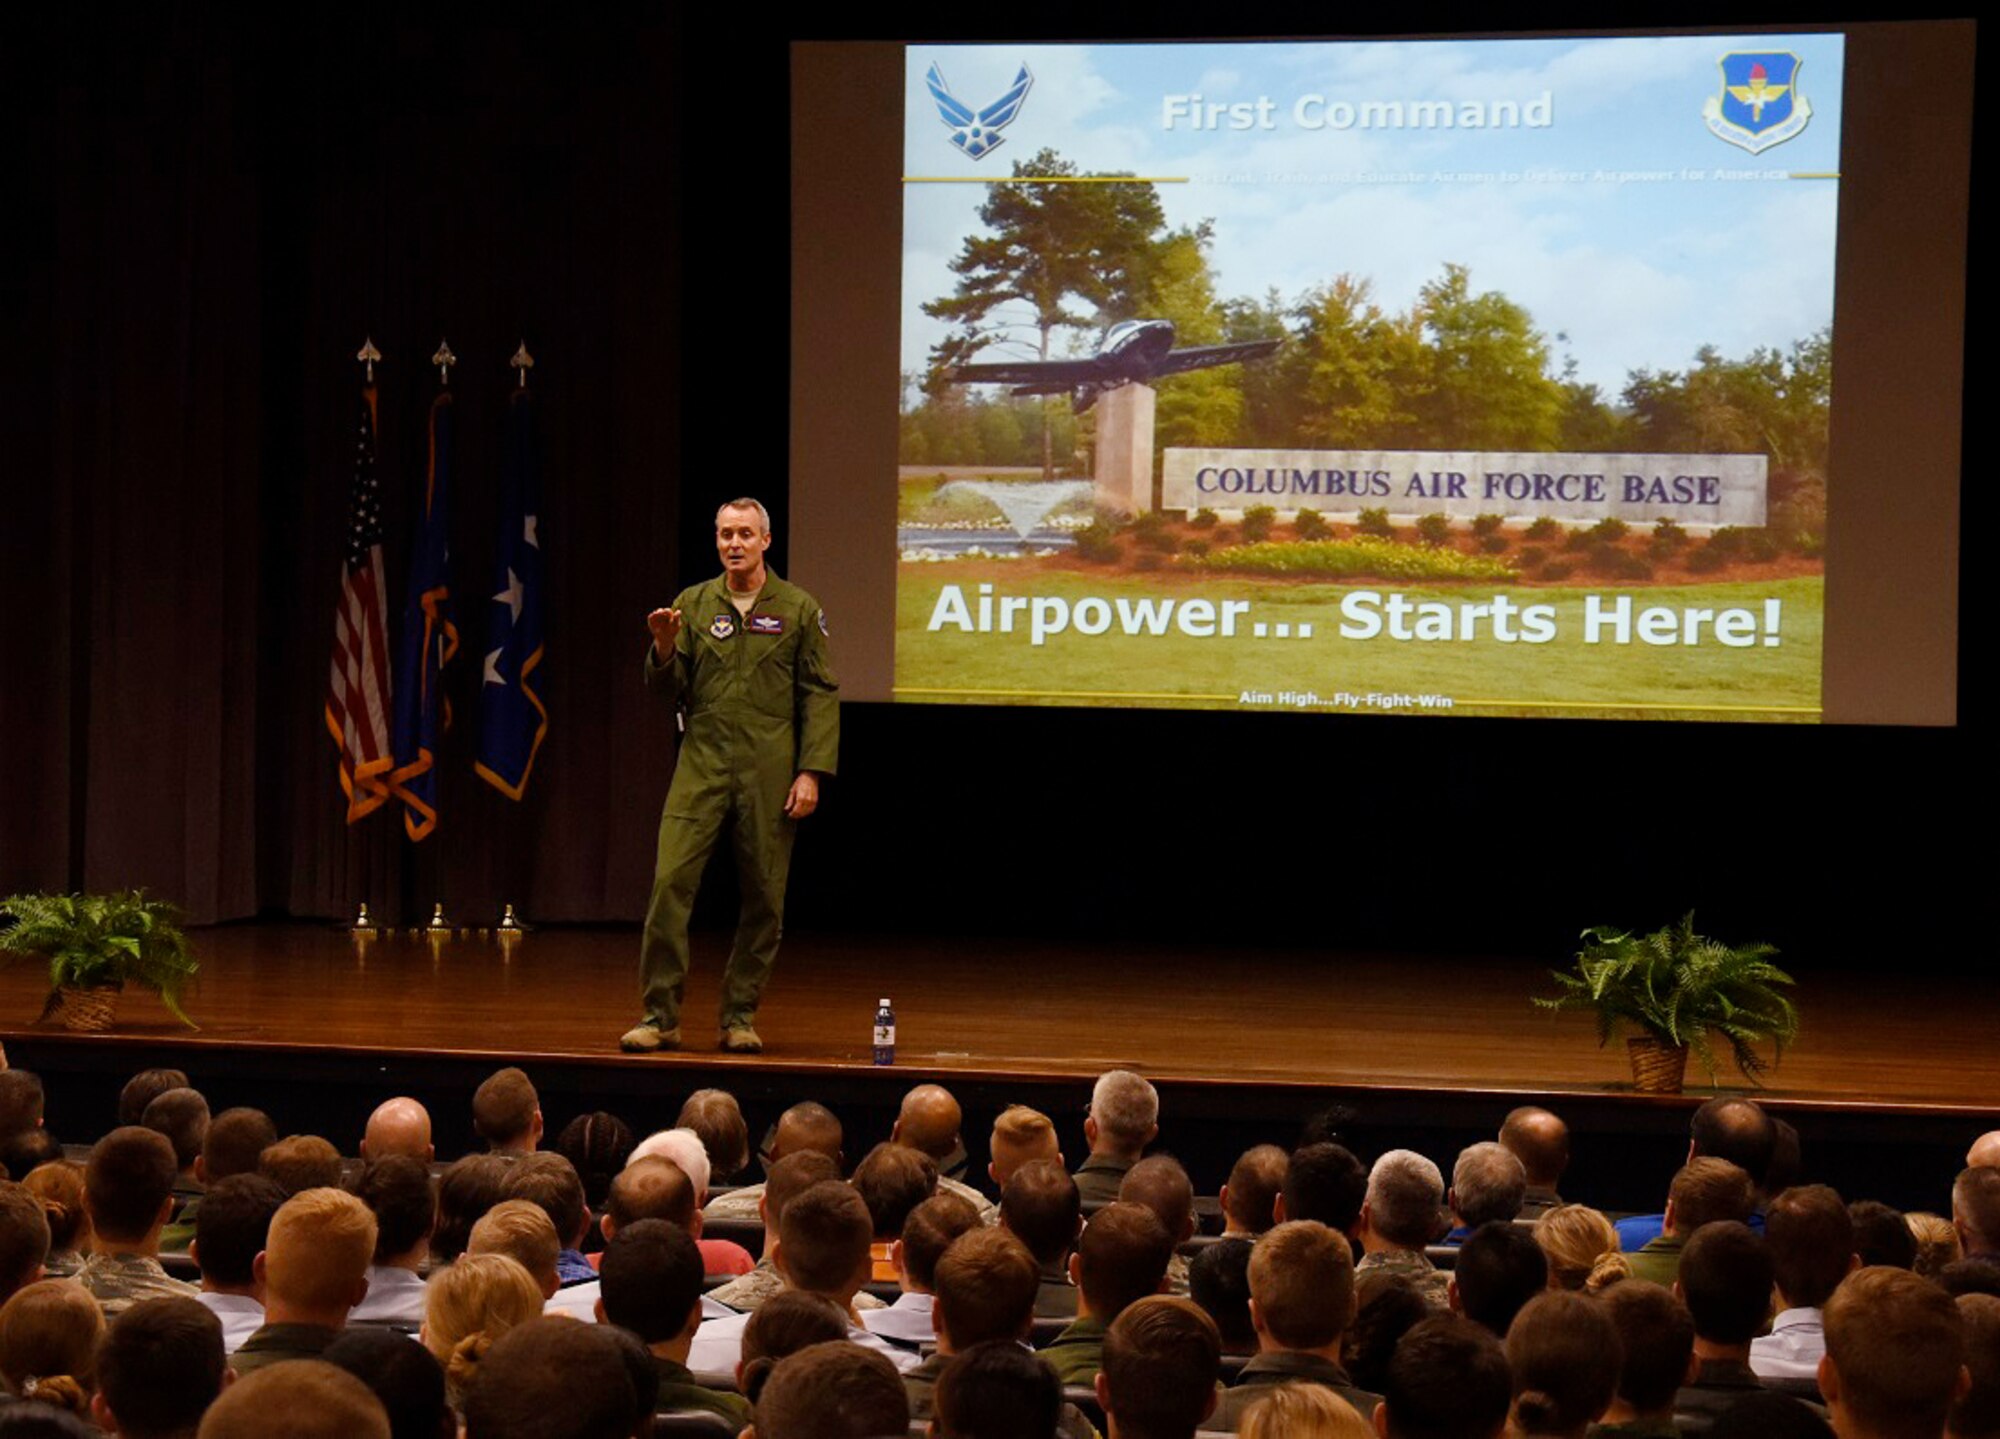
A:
[[1249, 1221, 1356, 1349], [197, 1358, 390, 1439], [467, 1199, 560, 1291], [991, 1106, 1060, 1183], [1909, 1211, 1964, 1279], [266, 1188, 377, 1312], [1239, 1382, 1376, 1439], [423, 1253, 545, 1397], [1534, 1205, 1627, 1291]]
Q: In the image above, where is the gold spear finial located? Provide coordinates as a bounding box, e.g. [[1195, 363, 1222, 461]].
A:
[[356, 337, 382, 384], [511, 342, 534, 389], [433, 339, 457, 387]]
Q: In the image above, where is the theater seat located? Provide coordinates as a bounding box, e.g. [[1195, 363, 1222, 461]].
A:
[[702, 1217, 765, 1259], [1061, 1385, 1106, 1433], [651, 1414, 737, 1438], [1029, 1316, 1070, 1349], [1424, 1245, 1458, 1270]]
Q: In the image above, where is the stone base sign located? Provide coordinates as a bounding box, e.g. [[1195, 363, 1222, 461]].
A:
[[1162, 448, 1767, 527], [1095, 383, 1157, 516]]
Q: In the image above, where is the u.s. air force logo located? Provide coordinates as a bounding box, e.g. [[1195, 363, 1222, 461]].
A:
[[709, 614, 735, 640], [926, 63, 1033, 160], [1703, 52, 1811, 154]]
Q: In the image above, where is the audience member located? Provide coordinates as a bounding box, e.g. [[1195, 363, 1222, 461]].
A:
[[258, 1135, 343, 1196], [468, 1198, 561, 1299], [1821, 1267, 1970, 1439], [553, 1111, 636, 1212], [703, 1101, 845, 1223], [141, 1088, 209, 1252], [903, 1226, 1042, 1421], [358, 1098, 434, 1165], [78, 1127, 199, 1314], [1618, 1099, 1775, 1252], [1910, 1212, 1966, 1280], [1237, 1383, 1376, 1439], [502, 1151, 594, 1285], [1501, 1106, 1571, 1217], [737, 1290, 850, 1404], [1187, 1236, 1257, 1355], [863, 1189, 981, 1348], [678, 1087, 751, 1184], [1450, 1220, 1549, 1338], [1954, 1168, 2000, 1262], [1951, 1294, 2000, 1439], [1672, 1220, 1784, 1433], [1075, 1070, 1159, 1206], [421, 1253, 545, 1408], [1342, 1271, 1431, 1396], [195, 1359, 390, 1439], [189, 1172, 284, 1352], [1376, 1314, 1512, 1439], [1848, 1201, 1918, 1271], [21, 1161, 87, 1278], [0, 1072, 44, 1139], [628, 1126, 756, 1275], [118, 1069, 189, 1129], [432, 1153, 512, 1264], [596, 1217, 751, 1428], [0, 1279, 102, 1414], [1534, 1204, 1629, 1292], [1210, 1219, 1378, 1429], [933, 1340, 1064, 1439], [348, 1156, 435, 1325], [321, 1328, 451, 1439], [689, 1178, 919, 1374], [592, 1152, 757, 1291], [1221, 1145, 1288, 1238], [1354, 1150, 1450, 1309], [471, 1068, 542, 1155], [893, 1083, 995, 1219], [706, 1150, 863, 1313], [1507, 1290, 1622, 1439], [232, 1186, 376, 1372], [1042, 1200, 1174, 1384], [1754, 1184, 1860, 1384], [1598, 1279, 1698, 1439], [0, 1129, 64, 1190], [1097, 1296, 1221, 1439], [0, 1181, 51, 1303], [1939, 1258, 2000, 1300], [89, 1297, 227, 1439], [852, 1140, 940, 1280], [1448, 1142, 1528, 1238], [999, 1157, 1083, 1318], [1278, 1142, 1369, 1243], [750, 1340, 909, 1439], [1120, 1154, 1197, 1294], [990, 1105, 1063, 1190], [197, 1109, 276, 1185], [1971, 1134, 2000, 1173], [1627, 1159, 1755, 1288]]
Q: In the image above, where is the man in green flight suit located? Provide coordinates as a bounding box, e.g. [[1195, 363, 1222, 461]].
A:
[[621, 497, 839, 1054]]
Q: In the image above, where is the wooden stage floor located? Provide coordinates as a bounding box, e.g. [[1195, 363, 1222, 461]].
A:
[[3, 924, 1996, 1118]]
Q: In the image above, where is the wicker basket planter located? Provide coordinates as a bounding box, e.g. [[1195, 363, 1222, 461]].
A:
[[50, 982, 123, 1033], [1627, 1036, 1691, 1094]]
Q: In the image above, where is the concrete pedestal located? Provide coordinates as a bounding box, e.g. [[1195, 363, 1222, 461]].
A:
[[1093, 382, 1156, 516]]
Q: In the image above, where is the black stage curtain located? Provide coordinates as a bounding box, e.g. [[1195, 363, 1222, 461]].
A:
[[4, 12, 679, 925]]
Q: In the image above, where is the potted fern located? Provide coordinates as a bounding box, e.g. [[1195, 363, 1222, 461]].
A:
[[1535, 912, 1798, 1093], [0, 891, 199, 1032]]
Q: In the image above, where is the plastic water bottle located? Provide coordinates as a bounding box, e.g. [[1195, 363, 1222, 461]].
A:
[[873, 998, 896, 1066]]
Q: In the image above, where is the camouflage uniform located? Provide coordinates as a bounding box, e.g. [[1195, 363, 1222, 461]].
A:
[[1355, 1246, 1452, 1309], [74, 1251, 199, 1316], [706, 1258, 886, 1314], [638, 571, 839, 1032]]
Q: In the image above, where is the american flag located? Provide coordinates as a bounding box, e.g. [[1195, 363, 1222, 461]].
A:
[[323, 384, 395, 822]]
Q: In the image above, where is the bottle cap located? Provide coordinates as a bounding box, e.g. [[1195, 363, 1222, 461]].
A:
[[879, 998, 892, 1007]]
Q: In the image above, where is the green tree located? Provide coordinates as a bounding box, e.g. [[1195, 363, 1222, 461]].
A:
[[924, 149, 1168, 477], [1413, 264, 1564, 449], [1149, 223, 1245, 455], [1291, 276, 1427, 447]]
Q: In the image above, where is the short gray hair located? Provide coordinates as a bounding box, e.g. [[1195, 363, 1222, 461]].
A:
[[1367, 1149, 1445, 1247], [1090, 1070, 1159, 1146], [716, 497, 771, 534], [1452, 1142, 1527, 1227]]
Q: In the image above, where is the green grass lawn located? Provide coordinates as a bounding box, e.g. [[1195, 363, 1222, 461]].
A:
[[894, 569, 1823, 720]]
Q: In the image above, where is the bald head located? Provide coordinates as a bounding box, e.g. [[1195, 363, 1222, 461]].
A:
[[775, 1103, 844, 1165], [894, 1085, 963, 1161], [1500, 1107, 1570, 1190], [1971, 1132, 2000, 1172], [361, 1098, 434, 1164]]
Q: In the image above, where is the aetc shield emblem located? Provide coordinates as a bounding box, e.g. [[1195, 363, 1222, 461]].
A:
[[1703, 52, 1811, 155]]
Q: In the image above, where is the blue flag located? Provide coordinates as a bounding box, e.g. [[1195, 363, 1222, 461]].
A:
[[388, 390, 459, 839], [475, 385, 548, 799]]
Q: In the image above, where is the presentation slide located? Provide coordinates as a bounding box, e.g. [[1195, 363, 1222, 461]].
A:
[[892, 35, 1844, 720]]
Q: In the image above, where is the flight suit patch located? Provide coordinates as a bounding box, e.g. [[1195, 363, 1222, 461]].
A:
[[709, 614, 736, 639], [748, 615, 785, 635]]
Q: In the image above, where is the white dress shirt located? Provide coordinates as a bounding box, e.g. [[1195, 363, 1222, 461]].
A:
[[689, 1306, 922, 1377], [195, 1291, 265, 1353], [861, 1291, 934, 1348], [1750, 1306, 1826, 1380], [350, 1266, 428, 1326]]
